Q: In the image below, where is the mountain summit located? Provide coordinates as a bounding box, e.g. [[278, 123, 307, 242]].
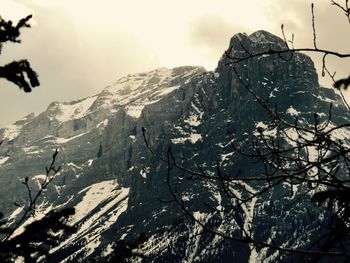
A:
[[0, 31, 347, 262]]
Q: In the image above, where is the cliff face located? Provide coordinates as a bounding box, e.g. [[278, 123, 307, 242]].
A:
[[0, 66, 204, 207], [0, 31, 348, 262]]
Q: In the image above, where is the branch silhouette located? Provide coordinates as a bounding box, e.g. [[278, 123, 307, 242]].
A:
[[0, 15, 39, 92]]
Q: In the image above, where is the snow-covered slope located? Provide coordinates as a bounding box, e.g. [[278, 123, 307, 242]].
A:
[[100, 66, 204, 118], [0, 66, 204, 144]]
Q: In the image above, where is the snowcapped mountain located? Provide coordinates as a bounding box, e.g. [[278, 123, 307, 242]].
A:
[[0, 65, 207, 261], [0, 31, 348, 262]]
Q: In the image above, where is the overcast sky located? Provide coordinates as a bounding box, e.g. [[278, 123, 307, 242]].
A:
[[0, 0, 349, 127]]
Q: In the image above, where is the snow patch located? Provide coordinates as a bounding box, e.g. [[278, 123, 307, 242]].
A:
[[220, 152, 234, 162], [7, 207, 23, 223], [52, 181, 129, 260], [315, 94, 339, 106], [2, 124, 21, 140], [23, 146, 42, 155], [184, 102, 204, 127], [86, 159, 94, 167], [125, 105, 147, 118], [32, 174, 46, 181], [172, 133, 202, 144], [193, 211, 206, 221], [254, 122, 277, 138], [255, 122, 268, 130], [10, 204, 53, 238], [154, 85, 180, 97], [55, 132, 88, 144], [328, 124, 350, 141], [102, 243, 114, 257], [140, 167, 150, 179], [190, 133, 202, 143], [55, 96, 97, 122], [286, 106, 299, 116], [73, 180, 118, 223], [96, 119, 108, 129], [0, 156, 9, 165]]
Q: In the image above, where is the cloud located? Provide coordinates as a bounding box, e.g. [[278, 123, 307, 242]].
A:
[[188, 14, 242, 53]]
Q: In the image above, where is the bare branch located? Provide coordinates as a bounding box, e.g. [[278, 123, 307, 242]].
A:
[[311, 3, 318, 49], [1, 149, 61, 242]]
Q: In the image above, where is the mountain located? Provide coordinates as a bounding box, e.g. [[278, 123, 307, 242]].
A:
[[0, 30, 348, 262]]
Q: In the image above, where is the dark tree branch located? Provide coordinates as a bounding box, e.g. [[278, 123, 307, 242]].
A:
[[1, 149, 61, 242], [311, 3, 318, 49], [0, 15, 40, 92]]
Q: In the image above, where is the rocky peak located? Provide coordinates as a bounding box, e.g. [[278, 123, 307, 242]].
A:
[[216, 30, 319, 112], [13, 112, 35, 126], [227, 30, 285, 56], [46, 96, 98, 123], [0, 66, 205, 143], [249, 30, 285, 46], [94, 66, 206, 118]]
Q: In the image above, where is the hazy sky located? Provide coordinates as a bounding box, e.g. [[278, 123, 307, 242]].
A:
[[0, 0, 349, 127]]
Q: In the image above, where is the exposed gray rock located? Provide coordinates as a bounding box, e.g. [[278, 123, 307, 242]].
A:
[[0, 32, 348, 262]]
